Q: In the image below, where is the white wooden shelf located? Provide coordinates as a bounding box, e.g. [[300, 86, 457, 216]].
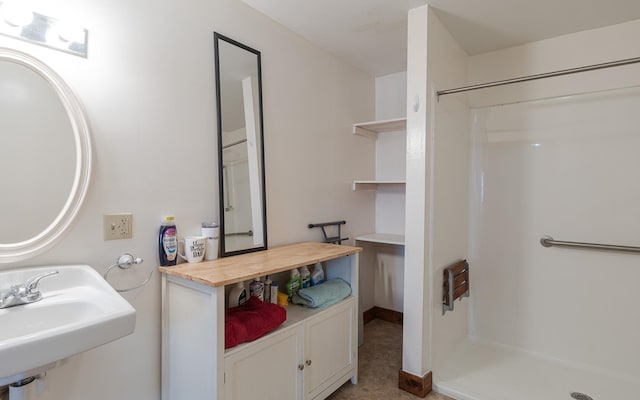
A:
[[352, 180, 405, 191], [353, 117, 406, 139], [355, 233, 405, 246]]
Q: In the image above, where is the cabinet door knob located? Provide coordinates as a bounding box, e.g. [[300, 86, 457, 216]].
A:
[[305, 360, 312, 366], [298, 364, 305, 371]]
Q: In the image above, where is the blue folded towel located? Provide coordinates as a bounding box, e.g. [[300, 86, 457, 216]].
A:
[[291, 278, 352, 308]]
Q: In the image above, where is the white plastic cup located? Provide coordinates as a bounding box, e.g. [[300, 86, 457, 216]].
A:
[[202, 223, 219, 261]]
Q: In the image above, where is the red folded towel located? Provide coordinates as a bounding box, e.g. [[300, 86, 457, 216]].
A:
[[225, 296, 287, 349]]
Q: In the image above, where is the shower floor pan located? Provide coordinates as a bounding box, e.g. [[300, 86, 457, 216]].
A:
[[433, 339, 640, 400]]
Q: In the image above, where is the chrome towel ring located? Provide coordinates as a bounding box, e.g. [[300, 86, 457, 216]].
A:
[[104, 253, 153, 292]]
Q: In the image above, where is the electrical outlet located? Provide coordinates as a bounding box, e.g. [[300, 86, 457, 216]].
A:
[[103, 213, 133, 240]]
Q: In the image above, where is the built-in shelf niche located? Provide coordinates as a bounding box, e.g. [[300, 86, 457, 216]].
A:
[[353, 117, 407, 139], [352, 116, 406, 245], [352, 117, 407, 191], [352, 180, 406, 191]]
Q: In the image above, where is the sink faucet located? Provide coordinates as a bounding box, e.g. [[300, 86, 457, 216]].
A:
[[0, 270, 59, 309]]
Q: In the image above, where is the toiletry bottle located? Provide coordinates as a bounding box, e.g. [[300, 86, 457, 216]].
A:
[[300, 265, 311, 288], [311, 262, 325, 286], [263, 276, 272, 303], [229, 282, 247, 307], [159, 216, 178, 266], [286, 268, 301, 299], [249, 278, 264, 301], [270, 282, 278, 304]]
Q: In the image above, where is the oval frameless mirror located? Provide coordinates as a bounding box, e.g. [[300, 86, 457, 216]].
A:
[[0, 48, 92, 263], [214, 33, 267, 257]]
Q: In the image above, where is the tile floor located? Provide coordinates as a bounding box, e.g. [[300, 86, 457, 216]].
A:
[[327, 319, 453, 400]]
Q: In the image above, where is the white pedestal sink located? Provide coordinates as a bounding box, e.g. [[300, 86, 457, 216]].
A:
[[0, 265, 136, 386]]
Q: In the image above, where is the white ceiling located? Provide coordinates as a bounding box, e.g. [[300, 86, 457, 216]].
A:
[[241, 0, 640, 77]]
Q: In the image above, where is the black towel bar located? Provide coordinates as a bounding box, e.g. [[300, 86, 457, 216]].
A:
[[308, 221, 348, 244]]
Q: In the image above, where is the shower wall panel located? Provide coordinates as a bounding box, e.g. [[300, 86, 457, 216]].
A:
[[468, 87, 640, 379]]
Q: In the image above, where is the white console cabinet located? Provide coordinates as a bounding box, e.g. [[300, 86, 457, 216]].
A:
[[224, 298, 356, 399], [160, 242, 361, 400]]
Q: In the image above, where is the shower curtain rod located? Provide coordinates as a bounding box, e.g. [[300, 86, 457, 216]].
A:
[[540, 235, 640, 254], [437, 56, 640, 97]]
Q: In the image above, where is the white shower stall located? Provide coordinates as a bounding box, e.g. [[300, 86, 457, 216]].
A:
[[416, 9, 640, 400], [435, 85, 640, 400]]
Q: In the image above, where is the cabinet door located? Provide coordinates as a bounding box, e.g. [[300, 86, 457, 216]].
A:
[[304, 299, 356, 399], [224, 325, 303, 400]]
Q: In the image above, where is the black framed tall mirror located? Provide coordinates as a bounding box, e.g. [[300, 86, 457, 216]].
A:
[[214, 33, 267, 257]]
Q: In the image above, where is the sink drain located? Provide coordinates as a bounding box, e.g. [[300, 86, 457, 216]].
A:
[[570, 392, 594, 400]]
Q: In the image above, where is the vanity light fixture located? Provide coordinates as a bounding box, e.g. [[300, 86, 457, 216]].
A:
[[0, 0, 87, 57]]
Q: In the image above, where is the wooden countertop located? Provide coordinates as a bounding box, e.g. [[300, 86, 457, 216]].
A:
[[158, 241, 361, 287]]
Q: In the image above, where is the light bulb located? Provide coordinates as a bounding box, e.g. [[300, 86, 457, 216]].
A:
[[1, 0, 33, 27], [56, 21, 86, 44]]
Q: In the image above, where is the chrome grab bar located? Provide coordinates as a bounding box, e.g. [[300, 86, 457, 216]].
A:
[[225, 230, 253, 237], [540, 235, 640, 254]]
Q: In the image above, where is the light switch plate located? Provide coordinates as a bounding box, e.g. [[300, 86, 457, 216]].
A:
[[103, 213, 133, 240]]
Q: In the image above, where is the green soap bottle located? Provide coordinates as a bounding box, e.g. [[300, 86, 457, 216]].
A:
[[286, 268, 301, 299]]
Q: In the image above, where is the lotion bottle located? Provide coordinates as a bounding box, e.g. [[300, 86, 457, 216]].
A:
[[270, 282, 278, 304], [159, 216, 177, 266]]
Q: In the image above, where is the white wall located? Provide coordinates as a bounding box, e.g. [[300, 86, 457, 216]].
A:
[[425, 11, 470, 372], [402, 5, 430, 377], [468, 19, 640, 107], [375, 71, 406, 120], [0, 0, 374, 398], [465, 19, 640, 378], [404, 5, 470, 378]]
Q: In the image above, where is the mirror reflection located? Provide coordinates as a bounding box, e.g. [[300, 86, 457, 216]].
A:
[[214, 33, 267, 257], [0, 48, 91, 263], [0, 59, 75, 242]]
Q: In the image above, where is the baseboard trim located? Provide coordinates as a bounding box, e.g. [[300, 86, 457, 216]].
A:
[[362, 306, 403, 325], [398, 370, 432, 398], [363, 307, 377, 325]]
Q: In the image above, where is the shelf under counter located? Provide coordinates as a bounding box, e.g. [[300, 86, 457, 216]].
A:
[[224, 296, 356, 357], [355, 233, 405, 246]]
